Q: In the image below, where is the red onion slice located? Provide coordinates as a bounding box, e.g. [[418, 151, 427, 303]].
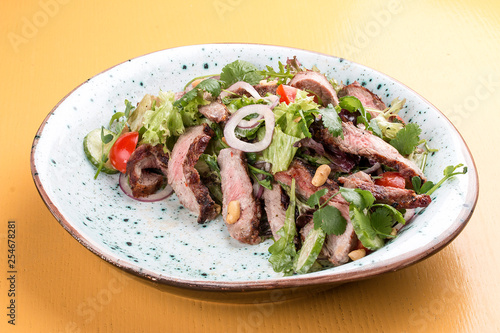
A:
[[266, 95, 280, 109], [119, 173, 173, 202], [220, 81, 261, 100], [224, 104, 275, 152], [363, 162, 381, 174]]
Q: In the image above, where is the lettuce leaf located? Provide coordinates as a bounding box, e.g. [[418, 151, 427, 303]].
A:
[[141, 91, 184, 145], [261, 126, 300, 173], [274, 90, 319, 138]]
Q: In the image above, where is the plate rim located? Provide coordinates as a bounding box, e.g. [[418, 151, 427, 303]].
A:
[[30, 43, 479, 291]]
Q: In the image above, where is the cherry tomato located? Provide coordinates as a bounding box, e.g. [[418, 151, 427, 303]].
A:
[[374, 171, 406, 189], [276, 84, 297, 104], [109, 132, 139, 173]]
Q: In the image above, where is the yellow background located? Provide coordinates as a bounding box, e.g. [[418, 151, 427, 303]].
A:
[[1, 0, 498, 332]]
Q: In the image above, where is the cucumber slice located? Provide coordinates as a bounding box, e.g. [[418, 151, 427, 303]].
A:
[[83, 128, 118, 174], [293, 227, 326, 274]]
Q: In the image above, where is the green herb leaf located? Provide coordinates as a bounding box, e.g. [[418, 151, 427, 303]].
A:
[[420, 180, 435, 194], [220, 60, 262, 88], [247, 165, 273, 190], [340, 187, 375, 211], [174, 78, 221, 108], [370, 207, 394, 238], [411, 176, 422, 193], [306, 188, 328, 208], [349, 206, 385, 250], [338, 96, 371, 128], [425, 164, 468, 195], [108, 112, 125, 128], [319, 104, 343, 138], [372, 204, 406, 225], [258, 61, 294, 85], [100, 127, 113, 144], [313, 205, 346, 235], [390, 123, 422, 155]]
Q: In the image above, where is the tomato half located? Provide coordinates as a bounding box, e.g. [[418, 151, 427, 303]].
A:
[[109, 132, 139, 173], [276, 84, 297, 104], [374, 171, 406, 189]]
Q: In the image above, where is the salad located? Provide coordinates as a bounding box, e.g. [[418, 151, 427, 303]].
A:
[[83, 57, 467, 276]]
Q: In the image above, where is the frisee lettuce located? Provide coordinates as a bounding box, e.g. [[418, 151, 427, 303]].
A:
[[141, 91, 184, 146]]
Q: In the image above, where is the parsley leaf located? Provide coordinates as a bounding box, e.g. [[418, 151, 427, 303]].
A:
[[307, 188, 346, 236], [372, 204, 406, 225], [313, 205, 346, 235], [306, 188, 328, 207], [390, 123, 422, 155], [220, 60, 263, 88], [370, 208, 394, 238], [319, 104, 343, 138]]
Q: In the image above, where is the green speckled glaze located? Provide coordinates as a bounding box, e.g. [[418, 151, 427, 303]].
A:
[[31, 44, 477, 290]]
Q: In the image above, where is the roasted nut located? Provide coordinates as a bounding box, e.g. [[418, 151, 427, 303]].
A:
[[191, 79, 203, 87], [348, 249, 366, 261], [226, 200, 241, 224], [311, 164, 331, 187]]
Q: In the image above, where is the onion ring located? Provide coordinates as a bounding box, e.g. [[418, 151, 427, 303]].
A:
[[220, 81, 261, 100], [224, 104, 275, 152]]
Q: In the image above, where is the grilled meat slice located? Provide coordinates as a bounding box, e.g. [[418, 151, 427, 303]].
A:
[[218, 148, 261, 245], [338, 81, 386, 117], [198, 101, 230, 123], [167, 124, 220, 223], [318, 122, 426, 181], [262, 183, 287, 241], [126, 144, 169, 198], [339, 172, 431, 209], [254, 82, 278, 96], [274, 159, 357, 265], [289, 71, 339, 107]]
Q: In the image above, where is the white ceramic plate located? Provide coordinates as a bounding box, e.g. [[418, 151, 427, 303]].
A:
[[31, 44, 478, 291]]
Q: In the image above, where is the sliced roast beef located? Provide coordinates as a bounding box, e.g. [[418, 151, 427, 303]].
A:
[[262, 183, 287, 241], [198, 101, 230, 123], [318, 122, 427, 181], [126, 144, 169, 198], [338, 81, 386, 117], [274, 159, 357, 265], [338, 172, 431, 209], [218, 148, 261, 245], [254, 82, 278, 96], [167, 124, 220, 223], [289, 71, 339, 107]]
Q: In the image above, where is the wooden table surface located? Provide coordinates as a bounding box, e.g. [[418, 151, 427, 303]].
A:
[[1, 0, 498, 332]]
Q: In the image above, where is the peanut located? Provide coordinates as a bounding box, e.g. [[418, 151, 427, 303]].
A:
[[226, 200, 241, 224], [348, 249, 366, 261], [311, 164, 331, 187], [191, 79, 203, 88]]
